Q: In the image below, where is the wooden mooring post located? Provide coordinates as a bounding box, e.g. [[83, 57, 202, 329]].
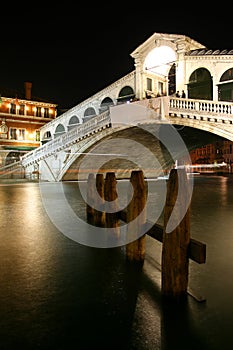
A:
[[125, 170, 147, 263], [162, 168, 190, 301], [86, 168, 206, 302]]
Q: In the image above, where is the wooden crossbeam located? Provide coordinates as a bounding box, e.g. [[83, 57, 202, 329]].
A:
[[119, 212, 206, 264]]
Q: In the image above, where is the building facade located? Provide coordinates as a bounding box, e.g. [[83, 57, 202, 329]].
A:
[[0, 82, 57, 167], [189, 140, 233, 173]]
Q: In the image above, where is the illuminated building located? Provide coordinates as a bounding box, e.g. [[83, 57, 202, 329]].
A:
[[0, 82, 57, 167]]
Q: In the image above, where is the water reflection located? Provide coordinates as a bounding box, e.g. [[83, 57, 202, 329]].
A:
[[0, 176, 233, 349]]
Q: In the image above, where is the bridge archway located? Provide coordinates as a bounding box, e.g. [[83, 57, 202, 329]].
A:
[[68, 115, 81, 131], [218, 68, 233, 102], [54, 124, 66, 138], [100, 97, 114, 113], [117, 86, 135, 103], [41, 130, 52, 144], [168, 63, 176, 95], [84, 107, 96, 121], [5, 151, 21, 165], [188, 68, 213, 100]]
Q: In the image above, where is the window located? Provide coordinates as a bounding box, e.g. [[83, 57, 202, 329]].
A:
[[44, 108, 49, 118], [158, 82, 164, 95], [10, 128, 25, 140], [10, 103, 16, 114], [147, 78, 152, 91], [36, 130, 40, 141], [19, 104, 25, 115], [36, 107, 42, 117]]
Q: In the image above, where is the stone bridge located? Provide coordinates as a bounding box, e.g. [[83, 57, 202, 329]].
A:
[[2, 31, 233, 181], [19, 96, 233, 181]]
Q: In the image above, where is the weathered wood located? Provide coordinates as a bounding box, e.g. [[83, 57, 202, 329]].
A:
[[94, 173, 105, 227], [188, 238, 206, 264], [161, 168, 190, 301], [86, 173, 95, 225], [126, 170, 147, 262], [145, 221, 206, 264], [118, 214, 206, 264], [104, 172, 120, 236]]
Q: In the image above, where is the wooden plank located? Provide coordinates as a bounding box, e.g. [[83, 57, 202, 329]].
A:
[[146, 221, 206, 264], [119, 215, 206, 265], [189, 238, 206, 264]]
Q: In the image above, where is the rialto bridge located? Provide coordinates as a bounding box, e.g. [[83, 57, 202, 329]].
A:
[[2, 32, 233, 181]]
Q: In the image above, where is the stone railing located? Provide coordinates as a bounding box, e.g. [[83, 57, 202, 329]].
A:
[[169, 97, 233, 122], [21, 110, 111, 167], [20, 97, 233, 168]]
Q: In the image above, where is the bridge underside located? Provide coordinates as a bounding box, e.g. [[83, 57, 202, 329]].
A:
[[61, 123, 225, 181], [167, 116, 233, 142]]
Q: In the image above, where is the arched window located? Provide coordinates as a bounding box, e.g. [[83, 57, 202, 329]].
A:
[[117, 86, 135, 104], [68, 115, 80, 131], [218, 68, 233, 102], [83, 107, 96, 121], [54, 124, 65, 138], [100, 97, 114, 112], [188, 68, 213, 100]]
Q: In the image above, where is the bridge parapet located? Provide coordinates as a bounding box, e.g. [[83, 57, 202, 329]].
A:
[[21, 110, 111, 167], [20, 96, 233, 169], [169, 97, 233, 121]]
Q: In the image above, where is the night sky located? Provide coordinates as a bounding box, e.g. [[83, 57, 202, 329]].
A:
[[1, 6, 231, 113]]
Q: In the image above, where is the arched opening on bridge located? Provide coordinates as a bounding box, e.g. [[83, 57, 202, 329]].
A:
[[188, 68, 213, 100], [117, 86, 135, 104], [218, 68, 233, 102], [99, 97, 114, 113], [41, 131, 52, 144], [68, 115, 81, 131], [168, 63, 176, 95], [83, 107, 96, 121], [5, 151, 21, 165], [54, 124, 66, 138], [144, 45, 177, 96]]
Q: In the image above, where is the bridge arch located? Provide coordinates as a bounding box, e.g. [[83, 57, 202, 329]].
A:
[[188, 68, 213, 100], [117, 86, 135, 103], [41, 130, 52, 144], [100, 97, 114, 112], [143, 45, 177, 97], [218, 68, 233, 102], [168, 118, 233, 142], [168, 63, 176, 95], [84, 107, 96, 121], [5, 151, 21, 165], [54, 123, 66, 138], [68, 115, 82, 131], [144, 45, 176, 75]]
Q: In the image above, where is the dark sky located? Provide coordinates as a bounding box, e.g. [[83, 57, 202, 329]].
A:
[[0, 6, 231, 113]]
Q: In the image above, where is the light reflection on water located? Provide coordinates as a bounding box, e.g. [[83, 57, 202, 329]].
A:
[[0, 176, 233, 349]]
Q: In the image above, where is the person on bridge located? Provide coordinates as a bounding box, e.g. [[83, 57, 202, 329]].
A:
[[175, 91, 180, 97], [181, 90, 186, 98]]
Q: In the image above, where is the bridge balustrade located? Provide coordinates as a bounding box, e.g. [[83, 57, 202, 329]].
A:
[[169, 97, 233, 118], [20, 97, 233, 168], [21, 110, 111, 167]]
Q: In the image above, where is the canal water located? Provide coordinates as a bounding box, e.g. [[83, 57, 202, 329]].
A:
[[0, 175, 233, 349]]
